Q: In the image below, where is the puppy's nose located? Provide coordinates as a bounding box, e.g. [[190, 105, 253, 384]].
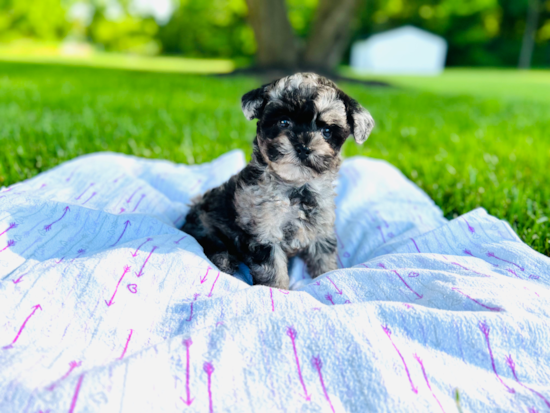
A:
[[295, 144, 312, 160]]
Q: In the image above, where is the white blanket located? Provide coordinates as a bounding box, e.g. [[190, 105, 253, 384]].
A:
[[1, 151, 549, 413]]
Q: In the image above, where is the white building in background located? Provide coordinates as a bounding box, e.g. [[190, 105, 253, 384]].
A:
[[350, 26, 448, 75]]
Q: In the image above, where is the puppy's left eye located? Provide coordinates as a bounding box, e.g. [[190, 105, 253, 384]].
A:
[[279, 119, 291, 128], [322, 127, 332, 139]]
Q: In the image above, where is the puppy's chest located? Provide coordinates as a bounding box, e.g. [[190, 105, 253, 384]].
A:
[[234, 180, 333, 249]]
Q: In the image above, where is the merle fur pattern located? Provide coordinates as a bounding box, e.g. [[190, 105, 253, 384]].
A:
[[182, 73, 374, 289]]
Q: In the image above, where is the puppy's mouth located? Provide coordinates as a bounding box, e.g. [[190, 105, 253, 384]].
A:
[[292, 140, 336, 175], [303, 153, 334, 174], [257, 136, 317, 182]]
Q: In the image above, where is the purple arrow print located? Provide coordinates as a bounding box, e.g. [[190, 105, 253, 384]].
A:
[[382, 325, 418, 394], [377, 225, 386, 243], [200, 267, 211, 284], [110, 220, 131, 247], [326, 276, 343, 295], [478, 321, 515, 394], [486, 252, 524, 271], [135, 246, 158, 277], [410, 238, 421, 253], [506, 354, 550, 409], [325, 294, 335, 305], [463, 218, 475, 234], [312, 356, 336, 413], [0, 222, 17, 237], [81, 192, 97, 205], [174, 235, 187, 244], [132, 238, 152, 257], [2, 304, 42, 349], [414, 354, 446, 413], [126, 187, 142, 204], [113, 174, 124, 183], [391, 270, 423, 299], [44, 206, 70, 232], [376, 210, 389, 228], [203, 362, 215, 413], [132, 194, 146, 212], [181, 339, 194, 406], [207, 272, 220, 297], [450, 261, 491, 277], [66, 168, 78, 182], [105, 266, 132, 307], [186, 294, 200, 322], [286, 326, 311, 401], [452, 288, 501, 312], [71, 249, 86, 263], [75, 183, 94, 201], [0, 240, 15, 253]]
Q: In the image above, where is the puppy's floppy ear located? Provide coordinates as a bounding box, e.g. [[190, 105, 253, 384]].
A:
[[241, 84, 268, 120], [339, 91, 375, 144]]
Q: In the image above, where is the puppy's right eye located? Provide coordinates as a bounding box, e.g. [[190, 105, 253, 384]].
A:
[[279, 119, 290, 128]]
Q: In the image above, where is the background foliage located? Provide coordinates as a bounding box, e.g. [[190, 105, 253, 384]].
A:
[[157, 0, 254, 58], [0, 0, 549, 66], [358, 0, 550, 67], [0, 0, 72, 41]]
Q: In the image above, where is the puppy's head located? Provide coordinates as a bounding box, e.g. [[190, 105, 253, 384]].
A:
[[241, 73, 374, 183]]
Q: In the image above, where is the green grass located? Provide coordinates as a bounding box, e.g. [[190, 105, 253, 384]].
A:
[[344, 67, 550, 103], [0, 61, 548, 256], [0, 52, 235, 74]]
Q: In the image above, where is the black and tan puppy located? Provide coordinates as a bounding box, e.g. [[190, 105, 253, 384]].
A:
[[182, 73, 374, 289]]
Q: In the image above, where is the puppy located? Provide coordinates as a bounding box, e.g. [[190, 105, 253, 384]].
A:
[[182, 73, 374, 289]]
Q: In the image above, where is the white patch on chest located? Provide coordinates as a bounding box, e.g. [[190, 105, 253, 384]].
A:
[[234, 174, 336, 253]]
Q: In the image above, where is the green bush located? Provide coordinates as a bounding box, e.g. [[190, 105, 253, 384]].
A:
[[157, 0, 255, 58], [353, 0, 550, 67], [0, 0, 71, 41], [88, 12, 160, 55]]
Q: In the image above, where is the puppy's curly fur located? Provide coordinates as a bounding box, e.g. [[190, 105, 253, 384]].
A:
[[182, 73, 374, 289]]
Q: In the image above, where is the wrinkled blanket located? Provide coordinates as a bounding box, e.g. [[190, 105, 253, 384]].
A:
[[1, 150, 549, 413]]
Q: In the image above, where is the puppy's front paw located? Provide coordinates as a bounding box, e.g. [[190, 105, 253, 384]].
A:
[[211, 252, 240, 275], [268, 277, 290, 290], [308, 254, 338, 278]]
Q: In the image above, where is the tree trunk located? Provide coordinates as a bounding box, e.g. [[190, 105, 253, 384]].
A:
[[518, 0, 541, 69], [303, 0, 362, 72], [244, 0, 299, 69]]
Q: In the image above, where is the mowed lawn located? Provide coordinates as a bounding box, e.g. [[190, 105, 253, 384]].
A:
[[0, 61, 548, 256]]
